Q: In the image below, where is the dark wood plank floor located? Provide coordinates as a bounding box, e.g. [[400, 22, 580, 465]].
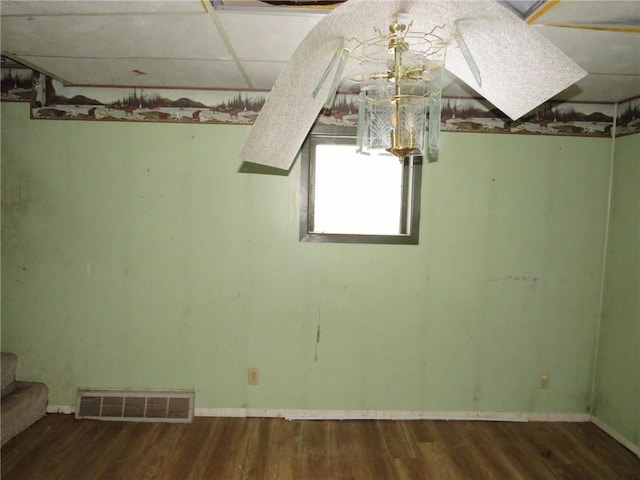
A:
[[2, 414, 639, 479]]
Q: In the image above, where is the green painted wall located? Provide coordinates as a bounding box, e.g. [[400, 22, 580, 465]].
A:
[[1, 102, 612, 414], [593, 132, 640, 448]]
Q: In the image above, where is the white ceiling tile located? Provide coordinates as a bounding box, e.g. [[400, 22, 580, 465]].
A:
[[1, 13, 230, 60], [19, 57, 249, 89], [536, 26, 640, 75], [240, 61, 287, 90], [554, 73, 640, 103], [0, 0, 637, 103], [0, 0, 206, 16], [213, 0, 339, 13], [219, 12, 322, 61]]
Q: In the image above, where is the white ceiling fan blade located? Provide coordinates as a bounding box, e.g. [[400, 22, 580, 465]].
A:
[[446, 17, 587, 120], [238, 0, 587, 171], [238, 0, 403, 172]]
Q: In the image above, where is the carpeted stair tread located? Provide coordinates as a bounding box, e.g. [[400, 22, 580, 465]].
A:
[[1, 381, 48, 447]]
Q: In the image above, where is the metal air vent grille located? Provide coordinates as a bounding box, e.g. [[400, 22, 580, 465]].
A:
[[76, 389, 194, 423]]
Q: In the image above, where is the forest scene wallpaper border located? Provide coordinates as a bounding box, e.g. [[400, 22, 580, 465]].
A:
[[2, 61, 639, 138]]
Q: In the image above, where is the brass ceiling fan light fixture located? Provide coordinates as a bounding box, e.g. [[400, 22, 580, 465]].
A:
[[238, 0, 588, 172], [345, 19, 448, 159]]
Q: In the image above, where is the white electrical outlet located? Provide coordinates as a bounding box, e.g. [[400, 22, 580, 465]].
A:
[[248, 368, 259, 386], [539, 373, 550, 389]]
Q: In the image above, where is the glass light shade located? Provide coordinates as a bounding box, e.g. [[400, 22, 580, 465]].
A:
[[356, 38, 430, 159], [356, 88, 430, 158]]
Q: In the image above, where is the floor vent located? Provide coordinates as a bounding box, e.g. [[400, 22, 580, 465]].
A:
[[76, 389, 194, 423]]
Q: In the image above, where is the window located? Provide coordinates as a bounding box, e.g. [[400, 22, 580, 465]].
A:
[[300, 126, 422, 244]]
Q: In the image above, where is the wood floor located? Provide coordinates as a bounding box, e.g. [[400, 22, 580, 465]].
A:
[[1, 414, 639, 479]]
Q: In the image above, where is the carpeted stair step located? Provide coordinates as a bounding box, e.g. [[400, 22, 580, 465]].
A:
[[1, 352, 48, 447], [1, 381, 48, 447]]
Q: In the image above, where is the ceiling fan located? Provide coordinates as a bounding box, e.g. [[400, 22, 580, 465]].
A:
[[238, 0, 587, 171]]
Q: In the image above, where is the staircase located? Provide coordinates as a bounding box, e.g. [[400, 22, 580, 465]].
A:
[[1, 352, 48, 447]]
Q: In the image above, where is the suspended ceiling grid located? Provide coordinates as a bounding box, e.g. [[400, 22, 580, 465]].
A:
[[1, 0, 639, 103]]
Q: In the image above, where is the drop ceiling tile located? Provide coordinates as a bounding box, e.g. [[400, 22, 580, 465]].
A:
[[0, 0, 206, 16], [1, 0, 637, 104], [536, 26, 640, 75], [219, 12, 322, 61], [555, 73, 640, 103], [1, 13, 230, 60], [240, 61, 287, 90], [19, 57, 249, 89], [213, 0, 342, 13]]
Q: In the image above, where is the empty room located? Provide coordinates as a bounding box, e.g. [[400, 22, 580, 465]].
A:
[[1, 0, 639, 478]]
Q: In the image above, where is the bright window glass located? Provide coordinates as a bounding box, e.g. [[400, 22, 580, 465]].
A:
[[299, 128, 421, 245], [312, 145, 403, 235]]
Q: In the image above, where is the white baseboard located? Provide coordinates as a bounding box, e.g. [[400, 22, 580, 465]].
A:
[[193, 407, 590, 423], [50, 403, 590, 422], [48, 404, 636, 457], [591, 415, 640, 458], [47, 404, 75, 414]]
